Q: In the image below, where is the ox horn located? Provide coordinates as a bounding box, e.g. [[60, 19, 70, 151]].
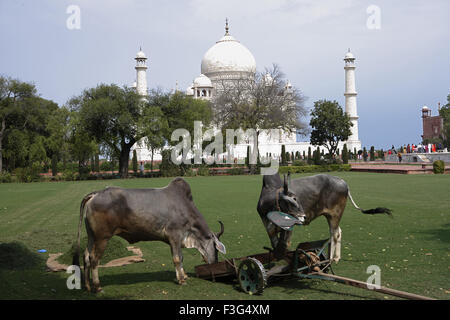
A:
[[283, 174, 288, 195], [216, 221, 224, 239]]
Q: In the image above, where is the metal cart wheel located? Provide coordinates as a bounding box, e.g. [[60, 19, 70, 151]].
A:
[[237, 257, 267, 295]]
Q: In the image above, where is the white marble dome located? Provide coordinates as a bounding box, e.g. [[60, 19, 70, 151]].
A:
[[344, 50, 355, 60], [201, 33, 256, 77], [136, 50, 146, 59], [193, 74, 213, 87]]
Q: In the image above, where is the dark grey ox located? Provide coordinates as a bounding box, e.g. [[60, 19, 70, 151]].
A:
[[72, 177, 226, 293], [257, 173, 392, 262]]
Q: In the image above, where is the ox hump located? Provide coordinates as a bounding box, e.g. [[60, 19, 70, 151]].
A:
[[169, 177, 193, 201]]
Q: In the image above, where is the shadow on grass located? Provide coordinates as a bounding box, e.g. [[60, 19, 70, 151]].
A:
[[0, 241, 44, 270], [415, 223, 450, 243], [269, 277, 381, 300], [99, 270, 177, 287]]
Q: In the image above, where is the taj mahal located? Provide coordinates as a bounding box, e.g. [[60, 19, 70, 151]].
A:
[[131, 21, 361, 162]]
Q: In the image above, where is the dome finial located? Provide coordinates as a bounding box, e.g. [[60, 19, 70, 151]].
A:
[[225, 18, 229, 35]]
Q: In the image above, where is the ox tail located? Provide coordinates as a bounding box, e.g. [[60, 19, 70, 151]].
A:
[[72, 192, 96, 267], [347, 189, 393, 217]]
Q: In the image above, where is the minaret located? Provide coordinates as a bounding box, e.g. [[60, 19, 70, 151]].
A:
[[344, 49, 361, 151], [135, 47, 148, 97]]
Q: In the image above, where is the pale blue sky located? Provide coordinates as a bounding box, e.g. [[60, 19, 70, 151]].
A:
[[1, 0, 449, 149]]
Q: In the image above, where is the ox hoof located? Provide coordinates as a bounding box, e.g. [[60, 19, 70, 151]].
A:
[[92, 287, 103, 293], [176, 279, 187, 285], [332, 258, 340, 264]]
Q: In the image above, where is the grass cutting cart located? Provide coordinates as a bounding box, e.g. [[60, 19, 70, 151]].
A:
[[195, 211, 434, 300]]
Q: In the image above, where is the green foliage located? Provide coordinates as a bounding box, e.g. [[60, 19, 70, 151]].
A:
[[0, 172, 12, 183], [196, 166, 210, 176], [280, 145, 287, 165], [156, 91, 212, 145], [370, 146, 375, 161], [313, 147, 321, 165], [363, 147, 368, 161], [307, 147, 312, 164], [309, 100, 352, 157], [229, 166, 245, 175], [342, 144, 349, 164], [62, 169, 75, 181], [439, 94, 450, 148], [159, 149, 181, 177], [51, 154, 58, 176], [14, 163, 41, 182], [278, 164, 351, 174], [432, 160, 445, 174], [94, 152, 100, 172], [293, 160, 307, 166]]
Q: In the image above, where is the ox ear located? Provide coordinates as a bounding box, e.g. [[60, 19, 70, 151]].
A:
[[213, 236, 226, 254]]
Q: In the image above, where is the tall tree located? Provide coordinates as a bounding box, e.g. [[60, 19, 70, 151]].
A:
[[342, 144, 349, 164], [439, 94, 450, 148], [310, 100, 352, 158], [68, 111, 97, 176], [45, 106, 71, 172], [71, 84, 143, 178], [152, 90, 212, 167], [212, 64, 307, 166], [0, 76, 37, 173], [140, 92, 169, 172]]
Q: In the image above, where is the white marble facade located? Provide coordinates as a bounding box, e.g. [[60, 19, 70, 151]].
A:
[[132, 22, 361, 163]]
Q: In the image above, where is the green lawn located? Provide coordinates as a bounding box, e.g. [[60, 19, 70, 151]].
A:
[[0, 172, 448, 300]]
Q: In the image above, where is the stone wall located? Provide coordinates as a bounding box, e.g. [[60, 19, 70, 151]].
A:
[[386, 152, 450, 163]]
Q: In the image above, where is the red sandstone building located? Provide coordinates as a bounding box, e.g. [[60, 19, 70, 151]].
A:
[[421, 105, 444, 142]]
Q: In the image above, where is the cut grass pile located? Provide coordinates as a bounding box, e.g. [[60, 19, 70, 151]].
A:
[[57, 236, 132, 266]]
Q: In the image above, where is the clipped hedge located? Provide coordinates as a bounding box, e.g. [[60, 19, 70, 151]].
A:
[[432, 160, 445, 174], [278, 164, 351, 174]]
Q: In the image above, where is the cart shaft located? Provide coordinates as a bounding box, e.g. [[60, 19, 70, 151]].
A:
[[305, 272, 435, 300]]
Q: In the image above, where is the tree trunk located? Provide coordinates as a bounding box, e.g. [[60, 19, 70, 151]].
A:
[[0, 142, 2, 174], [0, 118, 5, 174], [150, 148, 154, 175], [118, 143, 133, 179]]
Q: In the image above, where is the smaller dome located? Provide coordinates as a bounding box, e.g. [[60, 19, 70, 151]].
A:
[[344, 50, 355, 60], [186, 84, 194, 96], [193, 74, 213, 87], [263, 73, 274, 86], [285, 80, 292, 89], [136, 50, 146, 59], [422, 106, 429, 110]]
